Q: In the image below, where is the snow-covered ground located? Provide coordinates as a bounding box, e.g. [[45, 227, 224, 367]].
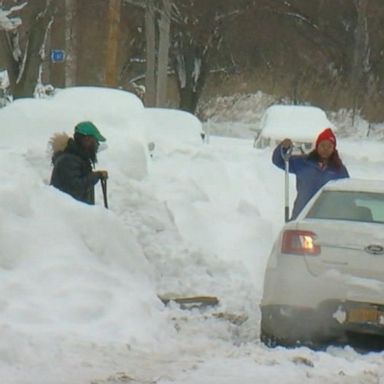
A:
[[1, 87, 384, 384]]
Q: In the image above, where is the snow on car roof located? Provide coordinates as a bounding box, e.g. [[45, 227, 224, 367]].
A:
[[259, 105, 334, 143], [323, 178, 384, 193]]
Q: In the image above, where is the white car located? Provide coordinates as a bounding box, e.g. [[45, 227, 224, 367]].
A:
[[261, 178, 384, 348], [254, 105, 334, 152]]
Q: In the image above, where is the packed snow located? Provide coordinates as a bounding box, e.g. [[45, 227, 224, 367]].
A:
[[254, 104, 334, 147], [1, 87, 384, 384]]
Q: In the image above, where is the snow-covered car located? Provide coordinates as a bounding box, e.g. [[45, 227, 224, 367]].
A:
[[254, 105, 334, 152], [260, 178, 384, 348]]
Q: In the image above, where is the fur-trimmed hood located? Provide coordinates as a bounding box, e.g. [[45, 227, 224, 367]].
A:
[[49, 132, 97, 165], [49, 132, 70, 162]]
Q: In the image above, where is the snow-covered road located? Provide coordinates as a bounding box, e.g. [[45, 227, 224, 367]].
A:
[[89, 134, 384, 384]]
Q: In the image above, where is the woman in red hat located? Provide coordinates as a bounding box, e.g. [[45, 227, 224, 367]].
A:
[[272, 128, 349, 220]]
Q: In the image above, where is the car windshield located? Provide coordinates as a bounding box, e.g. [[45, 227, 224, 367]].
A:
[[306, 191, 384, 223]]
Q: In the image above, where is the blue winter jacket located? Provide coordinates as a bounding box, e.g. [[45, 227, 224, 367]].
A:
[[272, 144, 349, 219]]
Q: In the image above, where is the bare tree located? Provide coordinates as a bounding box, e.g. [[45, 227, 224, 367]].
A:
[[144, 0, 156, 106], [172, 31, 208, 113], [35, 8, 54, 97], [0, 3, 26, 104], [3, 0, 56, 98], [64, 0, 77, 87], [156, 0, 171, 107], [0, 2, 26, 86], [105, 0, 121, 87], [170, 0, 249, 113], [351, 0, 370, 124], [124, 0, 172, 107]]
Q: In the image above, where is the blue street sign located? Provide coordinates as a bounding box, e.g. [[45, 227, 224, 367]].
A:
[[51, 49, 65, 63]]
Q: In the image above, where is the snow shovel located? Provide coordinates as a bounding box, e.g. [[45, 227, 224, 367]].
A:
[[100, 177, 108, 209], [281, 145, 293, 222]]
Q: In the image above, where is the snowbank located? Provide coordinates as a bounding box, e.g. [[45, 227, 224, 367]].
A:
[[255, 105, 334, 148]]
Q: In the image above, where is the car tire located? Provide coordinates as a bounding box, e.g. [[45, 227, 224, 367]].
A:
[[260, 305, 327, 349]]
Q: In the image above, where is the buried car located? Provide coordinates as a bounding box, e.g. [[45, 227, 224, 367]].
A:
[[254, 105, 334, 153], [260, 178, 384, 348]]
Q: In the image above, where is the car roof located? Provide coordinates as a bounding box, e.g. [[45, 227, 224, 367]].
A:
[[322, 178, 384, 193], [296, 178, 384, 221], [258, 105, 334, 143]]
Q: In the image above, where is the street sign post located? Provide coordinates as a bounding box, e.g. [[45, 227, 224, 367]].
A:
[[51, 50, 65, 63]]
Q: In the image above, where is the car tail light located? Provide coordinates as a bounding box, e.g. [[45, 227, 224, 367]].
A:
[[281, 230, 320, 255]]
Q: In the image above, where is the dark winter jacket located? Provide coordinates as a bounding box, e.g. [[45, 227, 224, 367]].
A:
[[50, 138, 100, 204], [272, 144, 349, 219]]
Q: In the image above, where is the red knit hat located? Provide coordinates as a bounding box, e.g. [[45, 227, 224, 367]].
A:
[[316, 128, 336, 149]]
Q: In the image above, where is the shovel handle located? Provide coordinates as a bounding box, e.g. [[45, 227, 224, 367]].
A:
[[281, 146, 292, 222], [100, 177, 108, 209]]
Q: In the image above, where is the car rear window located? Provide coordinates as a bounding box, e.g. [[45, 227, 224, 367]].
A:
[[306, 191, 384, 223]]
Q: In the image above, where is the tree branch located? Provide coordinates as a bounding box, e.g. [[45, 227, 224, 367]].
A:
[[0, 2, 27, 31]]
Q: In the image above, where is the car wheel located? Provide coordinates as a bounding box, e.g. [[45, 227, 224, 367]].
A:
[[260, 305, 328, 349]]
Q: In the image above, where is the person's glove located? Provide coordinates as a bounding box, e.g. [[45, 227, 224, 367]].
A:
[[95, 170, 108, 180], [281, 138, 293, 149], [280, 139, 293, 161]]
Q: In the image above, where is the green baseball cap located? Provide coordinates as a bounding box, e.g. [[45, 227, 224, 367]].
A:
[[74, 121, 106, 142]]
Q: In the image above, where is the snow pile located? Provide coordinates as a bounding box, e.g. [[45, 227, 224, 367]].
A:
[[146, 107, 204, 153], [328, 108, 384, 141], [0, 88, 181, 351], [0, 87, 207, 372], [0, 186, 166, 342], [254, 104, 334, 148]]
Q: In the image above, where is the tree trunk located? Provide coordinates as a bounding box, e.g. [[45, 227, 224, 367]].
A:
[[174, 37, 207, 114], [14, 0, 55, 98], [36, 11, 54, 94], [178, 84, 200, 113], [144, 0, 156, 107], [105, 0, 121, 87], [156, 0, 171, 107], [64, 0, 77, 87], [0, 31, 19, 95], [351, 0, 369, 124]]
